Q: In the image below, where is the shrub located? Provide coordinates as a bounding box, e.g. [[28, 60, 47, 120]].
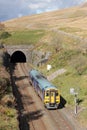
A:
[[0, 32, 11, 39]]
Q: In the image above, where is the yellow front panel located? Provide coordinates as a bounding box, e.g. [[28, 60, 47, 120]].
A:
[[50, 91, 55, 103], [44, 91, 49, 104], [56, 90, 60, 104], [44, 90, 60, 105]]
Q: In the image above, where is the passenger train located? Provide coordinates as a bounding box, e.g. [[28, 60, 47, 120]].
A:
[[29, 69, 60, 109]]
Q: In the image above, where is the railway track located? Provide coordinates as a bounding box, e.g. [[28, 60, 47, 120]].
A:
[[13, 63, 74, 130], [24, 63, 73, 130], [14, 63, 47, 130], [47, 109, 73, 130]]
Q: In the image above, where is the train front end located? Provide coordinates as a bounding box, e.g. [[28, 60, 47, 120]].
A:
[[44, 89, 60, 109]]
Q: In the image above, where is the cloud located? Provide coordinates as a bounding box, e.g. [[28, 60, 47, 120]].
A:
[[0, 0, 86, 21], [28, 3, 45, 9], [18, 13, 23, 18], [27, 0, 63, 14]]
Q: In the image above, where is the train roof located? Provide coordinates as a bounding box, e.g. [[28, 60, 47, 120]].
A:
[[29, 69, 57, 91]]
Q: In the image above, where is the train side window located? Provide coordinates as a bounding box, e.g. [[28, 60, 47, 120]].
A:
[[32, 77, 34, 81]]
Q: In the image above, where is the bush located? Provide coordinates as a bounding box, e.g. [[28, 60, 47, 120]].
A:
[[0, 32, 11, 39]]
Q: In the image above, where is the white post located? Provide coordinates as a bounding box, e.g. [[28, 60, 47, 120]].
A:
[[47, 64, 52, 71], [74, 94, 78, 115], [70, 88, 78, 115]]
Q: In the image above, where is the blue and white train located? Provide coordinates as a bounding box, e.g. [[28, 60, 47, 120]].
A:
[[29, 69, 60, 109]]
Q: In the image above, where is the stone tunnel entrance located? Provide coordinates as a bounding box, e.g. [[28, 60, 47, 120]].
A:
[[10, 51, 26, 63]]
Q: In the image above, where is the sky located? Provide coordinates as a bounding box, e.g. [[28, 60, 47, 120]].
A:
[[0, 0, 87, 21]]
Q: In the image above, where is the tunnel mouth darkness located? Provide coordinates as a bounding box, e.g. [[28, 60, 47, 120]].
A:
[[10, 51, 26, 63]]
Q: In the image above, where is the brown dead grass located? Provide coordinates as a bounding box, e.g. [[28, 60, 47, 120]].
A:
[[3, 4, 87, 38]]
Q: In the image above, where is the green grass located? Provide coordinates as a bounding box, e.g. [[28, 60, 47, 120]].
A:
[[3, 30, 46, 45], [48, 30, 83, 50], [52, 71, 87, 105]]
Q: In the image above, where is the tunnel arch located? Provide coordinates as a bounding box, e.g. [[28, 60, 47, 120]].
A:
[[10, 50, 26, 63]]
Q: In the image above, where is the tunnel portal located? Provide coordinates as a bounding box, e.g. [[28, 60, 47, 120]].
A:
[[10, 51, 26, 63]]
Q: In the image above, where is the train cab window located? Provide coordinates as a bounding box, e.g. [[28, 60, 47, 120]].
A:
[[46, 92, 49, 96], [51, 92, 56, 96], [51, 93, 53, 96], [56, 92, 58, 96]]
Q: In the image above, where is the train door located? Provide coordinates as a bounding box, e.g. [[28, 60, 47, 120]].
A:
[[50, 91, 56, 104]]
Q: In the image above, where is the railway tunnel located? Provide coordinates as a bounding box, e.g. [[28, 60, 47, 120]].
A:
[[10, 50, 26, 63]]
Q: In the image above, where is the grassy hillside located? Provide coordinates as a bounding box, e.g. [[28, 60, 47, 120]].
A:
[[1, 3, 87, 127], [1, 3, 87, 46], [4, 3, 87, 37]]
